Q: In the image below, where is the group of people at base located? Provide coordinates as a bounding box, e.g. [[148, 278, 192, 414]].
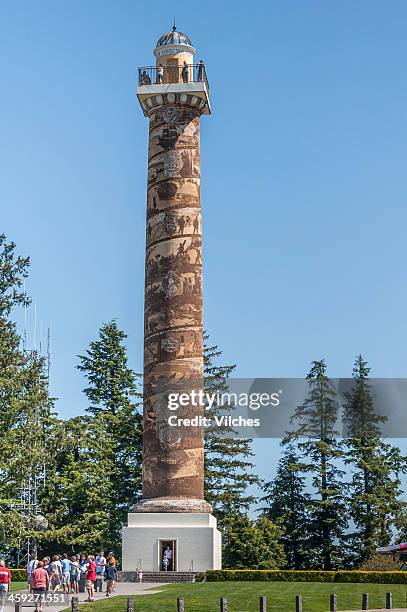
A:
[[27, 549, 118, 608]]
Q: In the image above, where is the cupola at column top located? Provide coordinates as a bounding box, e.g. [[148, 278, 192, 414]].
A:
[[154, 22, 196, 62]]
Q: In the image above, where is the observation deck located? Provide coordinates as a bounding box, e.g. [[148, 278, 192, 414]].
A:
[[137, 64, 211, 116]]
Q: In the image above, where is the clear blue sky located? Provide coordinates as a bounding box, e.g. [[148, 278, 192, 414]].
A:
[[2, 1, 407, 490]]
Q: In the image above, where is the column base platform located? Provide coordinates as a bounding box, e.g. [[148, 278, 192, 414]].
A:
[[122, 512, 222, 572], [133, 497, 213, 513]]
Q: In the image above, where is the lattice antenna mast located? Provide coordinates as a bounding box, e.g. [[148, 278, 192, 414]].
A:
[[23, 281, 28, 352], [16, 304, 49, 567], [47, 324, 51, 384], [33, 301, 37, 351]]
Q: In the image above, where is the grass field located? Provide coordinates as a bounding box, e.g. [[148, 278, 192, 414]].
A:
[[78, 582, 407, 612], [10, 582, 26, 592]]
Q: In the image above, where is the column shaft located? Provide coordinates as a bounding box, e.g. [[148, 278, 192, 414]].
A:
[[143, 102, 205, 504]]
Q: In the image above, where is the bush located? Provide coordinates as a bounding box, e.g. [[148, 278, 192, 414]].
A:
[[195, 573, 206, 582], [222, 515, 286, 570], [206, 570, 407, 584], [359, 554, 400, 572], [10, 569, 27, 582]]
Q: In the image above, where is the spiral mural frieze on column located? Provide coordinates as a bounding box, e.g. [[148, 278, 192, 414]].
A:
[[143, 103, 206, 501]]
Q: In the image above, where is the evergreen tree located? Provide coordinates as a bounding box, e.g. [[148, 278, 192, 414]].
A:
[[222, 514, 286, 569], [395, 509, 407, 543], [288, 360, 347, 569], [39, 414, 118, 553], [343, 355, 406, 565], [261, 441, 310, 569], [76, 321, 143, 547], [203, 336, 260, 524], [342, 355, 385, 440], [0, 235, 54, 563]]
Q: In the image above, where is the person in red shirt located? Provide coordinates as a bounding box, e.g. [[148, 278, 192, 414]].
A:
[[86, 555, 96, 602], [0, 560, 11, 589], [31, 561, 49, 612], [0, 560, 11, 612]]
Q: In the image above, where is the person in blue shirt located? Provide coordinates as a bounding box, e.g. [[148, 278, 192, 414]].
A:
[[60, 554, 71, 594], [69, 555, 80, 594], [105, 562, 117, 597]]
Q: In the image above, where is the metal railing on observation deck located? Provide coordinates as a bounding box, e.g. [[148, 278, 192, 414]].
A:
[[138, 64, 209, 90]]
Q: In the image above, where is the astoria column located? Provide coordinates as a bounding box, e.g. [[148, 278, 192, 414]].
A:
[[122, 25, 221, 572], [122, 28, 221, 572], [138, 26, 211, 513]]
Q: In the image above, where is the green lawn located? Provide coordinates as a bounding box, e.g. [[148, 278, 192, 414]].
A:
[[78, 582, 407, 612], [10, 582, 26, 592]]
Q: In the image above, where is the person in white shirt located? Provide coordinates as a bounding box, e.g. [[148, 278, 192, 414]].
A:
[[164, 546, 173, 570], [49, 555, 62, 592], [27, 553, 38, 592], [95, 551, 106, 593], [157, 64, 164, 84]]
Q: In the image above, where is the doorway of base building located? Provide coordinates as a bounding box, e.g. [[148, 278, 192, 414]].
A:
[[159, 539, 177, 571]]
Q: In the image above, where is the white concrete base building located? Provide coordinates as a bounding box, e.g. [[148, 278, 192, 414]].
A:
[[122, 512, 222, 572]]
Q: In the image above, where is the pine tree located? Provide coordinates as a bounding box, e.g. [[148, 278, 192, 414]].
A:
[[203, 336, 260, 524], [39, 414, 118, 553], [0, 235, 54, 563], [76, 321, 143, 547], [396, 509, 407, 543], [0, 350, 54, 562], [288, 360, 347, 569], [343, 355, 406, 565], [261, 441, 310, 569]]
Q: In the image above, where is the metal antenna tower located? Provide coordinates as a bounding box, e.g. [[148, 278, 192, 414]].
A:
[[22, 281, 27, 352], [15, 303, 50, 567], [47, 324, 51, 384], [16, 466, 46, 567]]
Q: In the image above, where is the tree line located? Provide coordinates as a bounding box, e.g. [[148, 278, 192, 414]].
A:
[[0, 235, 405, 569]]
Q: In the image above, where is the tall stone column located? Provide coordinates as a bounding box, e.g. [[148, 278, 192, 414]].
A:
[[122, 27, 221, 572], [140, 98, 210, 512]]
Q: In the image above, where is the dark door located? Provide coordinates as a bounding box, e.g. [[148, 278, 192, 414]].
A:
[[160, 540, 176, 571]]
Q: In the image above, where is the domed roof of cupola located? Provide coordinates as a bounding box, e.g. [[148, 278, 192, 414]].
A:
[[156, 23, 193, 48]]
